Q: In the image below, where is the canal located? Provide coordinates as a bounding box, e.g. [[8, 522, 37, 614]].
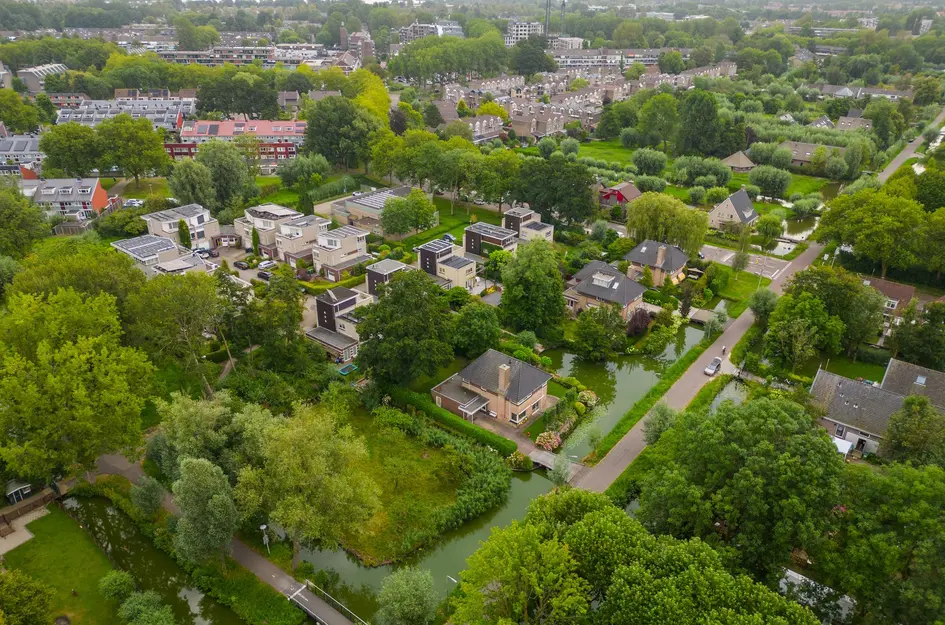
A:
[[63, 496, 243, 625]]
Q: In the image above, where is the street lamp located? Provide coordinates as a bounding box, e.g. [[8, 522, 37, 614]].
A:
[[260, 524, 270, 554]]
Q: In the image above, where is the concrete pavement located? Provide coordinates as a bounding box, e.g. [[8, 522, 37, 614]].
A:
[[701, 245, 791, 280], [877, 105, 945, 183], [573, 243, 824, 492]]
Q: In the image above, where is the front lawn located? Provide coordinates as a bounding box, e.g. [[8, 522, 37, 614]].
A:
[[399, 199, 502, 249], [5, 506, 120, 625], [342, 408, 464, 565], [717, 269, 772, 318], [120, 178, 170, 199], [798, 351, 889, 382]]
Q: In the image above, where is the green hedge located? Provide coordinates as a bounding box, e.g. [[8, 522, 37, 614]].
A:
[[299, 274, 366, 295], [685, 374, 734, 414], [590, 337, 714, 463], [387, 387, 518, 456], [730, 323, 763, 368]]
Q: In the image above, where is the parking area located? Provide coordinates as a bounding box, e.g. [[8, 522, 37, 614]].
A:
[[700, 245, 791, 280]]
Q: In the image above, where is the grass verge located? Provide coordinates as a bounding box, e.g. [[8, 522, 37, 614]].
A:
[[4, 505, 120, 625], [589, 336, 715, 464]]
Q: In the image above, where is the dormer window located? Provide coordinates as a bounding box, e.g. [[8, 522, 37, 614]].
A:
[[917, 375, 927, 386], [591, 272, 615, 288], [78, 186, 91, 194]]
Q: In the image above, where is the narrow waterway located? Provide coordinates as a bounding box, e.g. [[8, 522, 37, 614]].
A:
[[63, 497, 243, 625], [544, 324, 704, 459]]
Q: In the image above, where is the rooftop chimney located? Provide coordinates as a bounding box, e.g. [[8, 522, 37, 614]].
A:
[[656, 245, 666, 267], [498, 363, 511, 393]]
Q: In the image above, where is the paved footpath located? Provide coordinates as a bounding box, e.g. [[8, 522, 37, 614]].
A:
[[95, 455, 354, 625], [878, 105, 945, 183], [573, 243, 825, 492]]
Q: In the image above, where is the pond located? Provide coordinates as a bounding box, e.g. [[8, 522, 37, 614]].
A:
[[783, 215, 819, 241], [62, 497, 243, 625], [299, 470, 554, 620], [753, 241, 796, 257], [708, 379, 750, 413], [544, 324, 704, 460]]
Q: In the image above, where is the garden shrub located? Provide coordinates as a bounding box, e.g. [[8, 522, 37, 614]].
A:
[[299, 274, 366, 295], [635, 175, 667, 193], [99, 570, 136, 603], [705, 186, 730, 204], [505, 450, 534, 471], [688, 186, 706, 205], [693, 175, 717, 188]]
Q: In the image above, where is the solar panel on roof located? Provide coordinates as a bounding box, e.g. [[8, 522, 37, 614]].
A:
[[208, 125, 219, 136], [197, 124, 208, 133]]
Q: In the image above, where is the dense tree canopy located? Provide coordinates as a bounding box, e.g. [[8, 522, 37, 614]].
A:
[[500, 240, 565, 332]]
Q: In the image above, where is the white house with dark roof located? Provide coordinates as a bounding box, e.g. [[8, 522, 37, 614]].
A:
[[416, 238, 479, 292], [274, 214, 330, 267], [312, 225, 372, 282], [234, 204, 302, 259], [432, 349, 553, 425], [502, 207, 554, 242], [0, 135, 43, 166], [709, 187, 759, 230], [464, 222, 518, 257], [365, 258, 411, 296], [565, 260, 646, 320]]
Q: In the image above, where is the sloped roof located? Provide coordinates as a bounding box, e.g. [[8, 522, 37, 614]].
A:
[[863, 278, 915, 305], [809, 115, 835, 129], [881, 359, 945, 410], [721, 151, 755, 169], [570, 260, 646, 307], [810, 370, 903, 436], [624, 240, 689, 272], [459, 349, 552, 404], [716, 188, 759, 223]]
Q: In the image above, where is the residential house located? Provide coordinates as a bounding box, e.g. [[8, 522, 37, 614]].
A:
[[330, 186, 416, 236], [624, 240, 688, 287], [171, 120, 306, 173], [863, 277, 915, 337], [234, 204, 303, 259], [305, 286, 373, 362], [417, 238, 479, 291], [880, 358, 945, 410], [565, 260, 646, 320], [417, 238, 478, 291], [779, 141, 848, 167], [278, 90, 301, 113], [709, 187, 759, 230], [464, 222, 518, 257], [18, 177, 117, 222], [721, 151, 756, 173], [809, 115, 835, 129], [837, 116, 872, 131], [57, 98, 195, 131], [47, 92, 90, 108], [274, 214, 331, 267], [0, 135, 43, 167], [502, 207, 554, 242], [810, 369, 903, 455], [457, 115, 504, 144], [307, 90, 342, 102], [211, 224, 242, 249], [149, 254, 219, 277], [142, 203, 220, 251], [0, 62, 10, 90], [311, 225, 372, 282], [432, 349, 552, 425], [806, 84, 912, 101], [17, 63, 67, 92], [509, 112, 565, 139], [111, 234, 181, 267], [365, 258, 411, 296], [599, 181, 642, 208]]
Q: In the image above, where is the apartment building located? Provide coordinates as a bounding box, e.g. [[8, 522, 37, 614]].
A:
[[552, 36, 584, 50], [234, 204, 303, 259], [417, 238, 479, 292], [18, 177, 116, 221], [169, 120, 307, 173], [274, 214, 330, 267], [552, 47, 691, 68], [312, 225, 372, 282], [0, 135, 43, 166], [306, 286, 373, 362], [57, 98, 195, 131], [17, 63, 68, 93], [502, 207, 554, 242], [142, 203, 220, 251], [399, 20, 465, 43], [46, 92, 90, 108], [158, 46, 275, 66], [464, 222, 518, 257], [504, 20, 543, 47]]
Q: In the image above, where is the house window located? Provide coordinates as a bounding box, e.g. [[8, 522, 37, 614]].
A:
[[435, 395, 441, 407], [510, 410, 526, 424], [530, 400, 541, 414], [836, 424, 845, 437], [885, 300, 897, 309]]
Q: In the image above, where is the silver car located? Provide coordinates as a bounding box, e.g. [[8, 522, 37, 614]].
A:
[[704, 357, 723, 376]]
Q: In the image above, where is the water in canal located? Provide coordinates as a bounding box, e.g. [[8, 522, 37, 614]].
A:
[[544, 324, 704, 460], [62, 497, 243, 625]]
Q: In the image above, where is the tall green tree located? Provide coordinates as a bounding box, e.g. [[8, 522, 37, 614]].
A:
[[889, 301, 945, 372], [624, 192, 707, 257], [637, 397, 844, 584], [765, 292, 845, 370], [0, 289, 152, 481], [97, 113, 169, 185], [676, 89, 719, 156], [0, 569, 52, 625], [883, 395, 945, 467], [376, 567, 438, 625], [452, 302, 501, 358], [573, 304, 627, 361], [168, 159, 217, 211], [515, 155, 596, 225], [500, 240, 565, 332], [0, 88, 39, 133], [195, 140, 251, 211], [235, 404, 380, 568], [637, 93, 678, 150], [38, 122, 101, 177], [304, 95, 381, 168], [0, 184, 48, 259], [356, 271, 454, 383], [380, 189, 436, 235], [173, 457, 239, 569]]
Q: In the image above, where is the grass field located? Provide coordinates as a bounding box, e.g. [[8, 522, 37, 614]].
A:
[[798, 352, 888, 382], [5, 506, 120, 625], [120, 178, 170, 199], [728, 172, 832, 197], [717, 270, 772, 318], [408, 356, 470, 394], [399, 198, 502, 249], [342, 408, 463, 565]]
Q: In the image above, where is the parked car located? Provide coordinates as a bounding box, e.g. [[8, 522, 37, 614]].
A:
[[234, 261, 250, 270], [473, 198, 486, 206], [704, 357, 723, 376], [258, 260, 277, 269], [244, 247, 254, 254], [124, 199, 144, 208], [257, 270, 272, 281], [441, 233, 457, 243], [207, 249, 219, 257]]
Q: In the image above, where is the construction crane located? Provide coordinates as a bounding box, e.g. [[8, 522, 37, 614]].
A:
[[545, 0, 567, 41], [561, 0, 567, 36]]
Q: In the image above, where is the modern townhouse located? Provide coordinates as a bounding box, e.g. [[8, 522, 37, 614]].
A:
[[274, 214, 331, 267], [19, 177, 118, 222], [311, 225, 373, 282], [305, 286, 373, 362], [502, 207, 554, 243], [463, 222, 518, 257], [141, 203, 220, 251], [234, 204, 303, 259], [57, 98, 196, 131], [417, 238, 478, 292], [365, 258, 411, 296]]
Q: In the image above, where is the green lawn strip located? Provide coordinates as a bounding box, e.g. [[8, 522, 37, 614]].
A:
[[100, 177, 119, 191], [408, 356, 470, 394], [797, 352, 888, 382], [718, 272, 771, 318], [661, 186, 694, 204], [684, 373, 734, 414], [400, 202, 501, 250], [728, 172, 830, 197], [524, 412, 549, 442], [120, 178, 170, 199], [589, 336, 715, 464], [342, 409, 462, 564], [4, 505, 121, 625], [547, 379, 569, 398], [754, 201, 795, 218]]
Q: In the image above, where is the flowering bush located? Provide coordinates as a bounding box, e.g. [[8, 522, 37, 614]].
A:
[[578, 390, 598, 407], [536, 431, 562, 451]]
